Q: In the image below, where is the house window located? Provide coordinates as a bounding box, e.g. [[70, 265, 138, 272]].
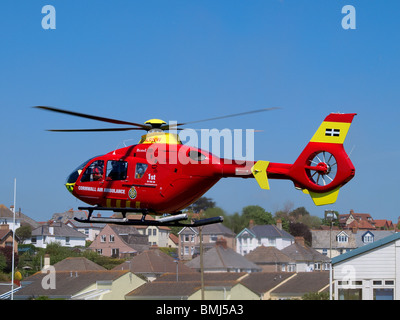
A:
[[374, 288, 394, 300], [31, 237, 37, 244], [362, 233, 374, 244], [111, 248, 119, 258], [184, 246, 189, 255], [337, 233, 349, 243], [153, 229, 157, 236], [110, 235, 115, 242], [101, 235, 107, 242], [96, 249, 102, 254], [338, 289, 362, 300], [65, 237, 70, 245], [210, 235, 218, 242]]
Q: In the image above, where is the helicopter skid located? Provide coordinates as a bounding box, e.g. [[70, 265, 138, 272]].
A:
[[74, 206, 223, 227]]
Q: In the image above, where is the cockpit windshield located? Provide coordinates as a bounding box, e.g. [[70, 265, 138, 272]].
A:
[[66, 156, 101, 184]]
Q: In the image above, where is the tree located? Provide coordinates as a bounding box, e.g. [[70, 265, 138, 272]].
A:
[[302, 291, 329, 300], [191, 197, 216, 212], [289, 207, 310, 221], [0, 253, 7, 273], [16, 225, 32, 243], [289, 222, 312, 246], [242, 205, 274, 227]]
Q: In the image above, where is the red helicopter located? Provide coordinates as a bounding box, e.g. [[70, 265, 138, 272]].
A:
[[35, 106, 356, 227]]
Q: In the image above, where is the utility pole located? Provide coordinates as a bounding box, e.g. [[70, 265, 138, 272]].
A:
[[11, 178, 16, 300], [199, 225, 204, 300]]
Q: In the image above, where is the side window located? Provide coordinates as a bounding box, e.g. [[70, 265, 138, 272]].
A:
[[188, 150, 207, 161], [106, 161, 128, 180], [135, 163, 148, 179], [81, 160, 104, 182]]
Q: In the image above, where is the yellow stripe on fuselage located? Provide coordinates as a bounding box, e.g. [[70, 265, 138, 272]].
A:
[[310, 121, 351, 144]]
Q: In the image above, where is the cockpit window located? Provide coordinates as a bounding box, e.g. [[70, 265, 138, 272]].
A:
[[188, 150, 207, 161], [135, 163, 148, 179], [81, 160, 104, 182], [106, 160, 128, 180]]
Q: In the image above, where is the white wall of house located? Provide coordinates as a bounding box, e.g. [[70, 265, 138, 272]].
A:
[[236, 232, 292, 255], [25, 235, 86, 248], [333, 238, 400, 300]]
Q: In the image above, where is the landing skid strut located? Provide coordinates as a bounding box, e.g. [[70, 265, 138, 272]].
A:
[[74, 206, 223, 227]]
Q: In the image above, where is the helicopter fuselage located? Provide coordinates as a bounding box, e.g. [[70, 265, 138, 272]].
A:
[[66, 139, 260, 214]]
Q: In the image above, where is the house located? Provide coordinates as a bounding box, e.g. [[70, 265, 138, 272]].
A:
[[338, 209, 375, 230], [236, 220, 294, 255], [312, 229, 395, 259], [178, 223, 236, 260], [244, 246, 293, 272], [332, 232, 400, 300], [55, 209, 105, 241], [185, 238, 261, 273], [268, 272, 330, 300], [281, 237, 330, 272], [15, 270, 146, 300], [89, 224, 149, 258], [52, 257, 106, 271], [126, 271, 331, 300], [0, 205, 21, 232], [126, 214, 171, 247], [374, 219, 394, 230], [125, 272, 251, 300], [239, 272, 296, 300], [24, 222, 87, 248], [113, 246, 194, 281], [0, 204, 40, 232], [168, 233, 179, 249], [0, 224, 18, 253]]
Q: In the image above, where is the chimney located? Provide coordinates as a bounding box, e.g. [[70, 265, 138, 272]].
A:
[[249, 219, 255, 229], [0, 224, 10, 231], [295, 236, 305, 247], [276, 219, 282, 230], [216, 237, 228, 249]]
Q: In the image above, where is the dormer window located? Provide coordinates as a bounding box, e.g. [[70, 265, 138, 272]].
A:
[[337, 231, 349, 243], [362, 231, 374, 244]]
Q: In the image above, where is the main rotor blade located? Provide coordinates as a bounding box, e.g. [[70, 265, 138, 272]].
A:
[[34, 106, 151, 130], [46, 127, 145, 132], [165, 107, 280, 129]]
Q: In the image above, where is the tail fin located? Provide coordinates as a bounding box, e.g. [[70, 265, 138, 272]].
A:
[[290, 113, 356, 205]]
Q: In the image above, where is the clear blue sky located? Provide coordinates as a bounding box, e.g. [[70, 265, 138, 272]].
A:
[[1, 1, 399, 223]]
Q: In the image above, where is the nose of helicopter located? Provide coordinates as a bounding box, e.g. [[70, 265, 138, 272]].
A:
[[65, 169, 80, 194], [65, 182, 75, 194]]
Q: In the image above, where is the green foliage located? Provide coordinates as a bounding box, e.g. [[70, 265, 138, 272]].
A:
[[191, 197, 216, 212], [15, 225, 32, 243], [302, 291, 330, 300], [0, 253, 7, 272]]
